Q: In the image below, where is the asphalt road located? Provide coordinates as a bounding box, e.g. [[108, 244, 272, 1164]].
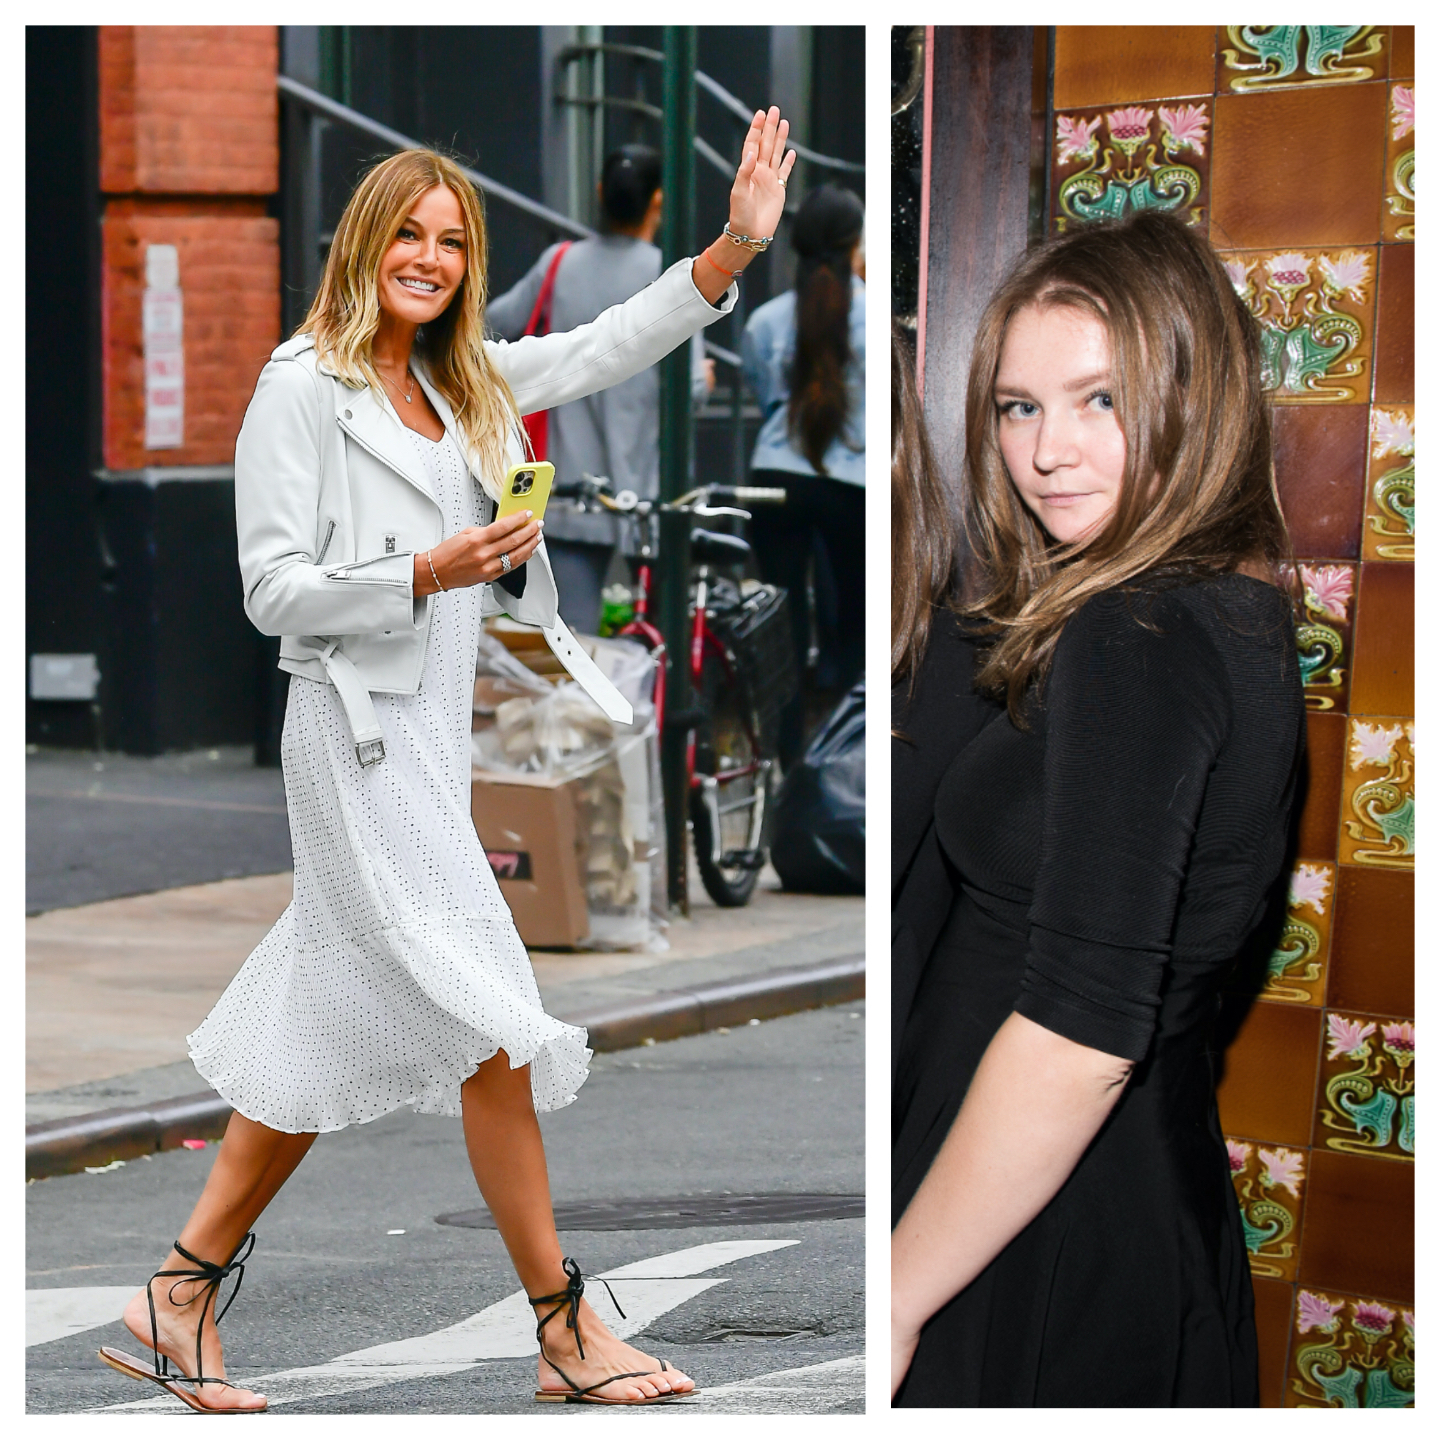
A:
[[26, 747, 292, 914], [27, 1003, 865, 1414]]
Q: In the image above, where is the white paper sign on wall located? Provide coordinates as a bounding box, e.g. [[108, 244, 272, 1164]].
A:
[[143, 243, 183, 450]]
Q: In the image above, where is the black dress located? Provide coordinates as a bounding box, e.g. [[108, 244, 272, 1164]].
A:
[[892, 576, 1304, 1408]]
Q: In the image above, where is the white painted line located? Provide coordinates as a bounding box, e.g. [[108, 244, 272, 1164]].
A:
[[28, 1286, 140, 1348], [93, 1238, 800, 1412], [578, 1355, 868, 1415]]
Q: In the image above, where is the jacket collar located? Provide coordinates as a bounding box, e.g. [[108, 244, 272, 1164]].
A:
[[329, 366, 436, 505], [412, 360, 503, 506]]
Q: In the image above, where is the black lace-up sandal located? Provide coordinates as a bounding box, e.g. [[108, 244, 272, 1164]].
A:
[[98, 1232, 267, 1414], [529, 1256, 691, 1404]]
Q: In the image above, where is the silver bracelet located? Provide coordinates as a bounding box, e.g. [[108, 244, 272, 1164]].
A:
[[426, 550, 445, 592], [723, 222, 773, 252]]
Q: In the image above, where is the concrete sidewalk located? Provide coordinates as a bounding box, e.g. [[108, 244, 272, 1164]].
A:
[[27, 862, 864, 1127]]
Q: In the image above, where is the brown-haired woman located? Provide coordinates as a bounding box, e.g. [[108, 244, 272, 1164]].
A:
[[890, 209, 1304, 1406], [743, 184, 865, 766], [98, 112, 796, 1413]]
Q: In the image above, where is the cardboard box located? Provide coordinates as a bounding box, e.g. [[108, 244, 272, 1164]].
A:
[[471, 769, 589, 948]]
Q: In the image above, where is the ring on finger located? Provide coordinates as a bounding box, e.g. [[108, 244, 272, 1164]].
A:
[[499, 552, 511, 574]]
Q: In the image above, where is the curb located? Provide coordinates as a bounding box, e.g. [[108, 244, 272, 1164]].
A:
[[25, 954, 864, 1181]]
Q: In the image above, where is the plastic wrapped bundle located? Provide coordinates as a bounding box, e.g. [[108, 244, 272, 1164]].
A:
[[472, 626, 666, 950]]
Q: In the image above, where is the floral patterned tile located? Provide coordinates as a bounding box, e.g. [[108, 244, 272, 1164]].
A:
[[1292, 564, 1355, 712], [1221, 247, 1377, 404], [1222, 26, 1388, 95], [1383, 84, 1415, 242], [1339, 718, 1414, 869], [1226, 1138, 1307, 1281], [1363, 406, 1414, 561], [1050, 101, 1210, 233], [1286, 1288, 1413, 1407], [1317, 1012, 1414, 1160], [1263, 860, 1336, 1004]]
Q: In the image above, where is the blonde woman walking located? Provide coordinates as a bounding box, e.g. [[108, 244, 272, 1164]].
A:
[[100, 109, 796, 1413]]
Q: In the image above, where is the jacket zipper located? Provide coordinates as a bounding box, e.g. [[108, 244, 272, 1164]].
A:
[[316, 519, 336, 564]]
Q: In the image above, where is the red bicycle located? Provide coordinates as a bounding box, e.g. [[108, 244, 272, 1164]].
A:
[[553, 476, 794, 906]]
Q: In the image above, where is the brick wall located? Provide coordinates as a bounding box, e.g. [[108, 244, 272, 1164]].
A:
[[98, 27, 280, 471]]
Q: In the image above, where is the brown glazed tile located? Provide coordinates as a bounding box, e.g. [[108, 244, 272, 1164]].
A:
[[1220, 26, 1388, 96], [1390, 27, 1414, 80], [1221, 247, 1376, 404], [1050, 102, 1210, 233], [1226, 1137, 1309, 1281], [1216, 999, 1322, 1146], [1349, 565, 1414, 716], [1362, 404, 1415, 560], [1249, 860, 1336, 1006], [1298, 1151, 1413, 1295], [1315, 1011, 1415, 1160], [1372, 244, 1414, 402], [1283, 1283, 1414, 1407], [1327, 868, 1414, 1017], [1273, 405, 1367, 558], [1053, 26, 1218, 109], [1252, 1276, 1295, 1408], [1210, 84, 1386, 250], [1338, 717, 1414, 869], [1295, 563, 1356, 713], [1382, 84, 1415, 243], [1297, 713, 1346, 860]]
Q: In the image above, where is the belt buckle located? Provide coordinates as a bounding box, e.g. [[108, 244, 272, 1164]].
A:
[[356, 739, 386, 767]]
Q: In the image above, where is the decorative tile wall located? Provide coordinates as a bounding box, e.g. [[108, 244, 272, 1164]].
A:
[[1051, 24, 1414, 1408]]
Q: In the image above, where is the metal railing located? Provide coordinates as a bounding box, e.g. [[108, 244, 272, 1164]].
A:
[[552, 42, 866, 178]]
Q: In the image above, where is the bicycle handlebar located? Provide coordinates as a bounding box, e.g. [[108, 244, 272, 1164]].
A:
[[547, 477, 787, 511]]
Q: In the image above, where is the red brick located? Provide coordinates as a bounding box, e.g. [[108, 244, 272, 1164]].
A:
[[102, 208, 279, 470], [99, 25, 278, 195]]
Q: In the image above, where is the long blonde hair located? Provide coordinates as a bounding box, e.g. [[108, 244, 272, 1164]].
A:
[[957, 210, 1293, 723], [299, 148, 521, 499]]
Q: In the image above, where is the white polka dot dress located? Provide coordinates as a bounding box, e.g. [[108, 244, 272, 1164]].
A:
[[188, 424, 591, 1133]]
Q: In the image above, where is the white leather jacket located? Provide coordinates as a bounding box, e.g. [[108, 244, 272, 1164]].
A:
[[235, 257, 735, 762]]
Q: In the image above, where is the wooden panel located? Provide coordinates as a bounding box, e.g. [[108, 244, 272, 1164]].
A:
[[920, 27, 1034, 498]]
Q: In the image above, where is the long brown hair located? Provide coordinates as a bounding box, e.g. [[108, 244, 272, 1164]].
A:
[[787, 186, 865, 473], [299, 148, 522, 500], [891, 321, 957, 685], [957, 210, 1292, 722]]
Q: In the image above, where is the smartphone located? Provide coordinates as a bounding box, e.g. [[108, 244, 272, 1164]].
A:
[[495, 461, 555, 527]]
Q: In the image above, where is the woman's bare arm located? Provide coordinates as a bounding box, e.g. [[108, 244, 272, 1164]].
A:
[[890, 1011, 1133, 1396]]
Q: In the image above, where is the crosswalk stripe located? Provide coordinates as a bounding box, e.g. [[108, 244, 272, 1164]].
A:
[[580, 1356, 867, 1415], [93, 1238, 799, 1412], [27, 1287, 142, 1349]]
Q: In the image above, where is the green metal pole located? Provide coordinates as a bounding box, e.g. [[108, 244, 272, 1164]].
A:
[[659, 26, 697, 912]]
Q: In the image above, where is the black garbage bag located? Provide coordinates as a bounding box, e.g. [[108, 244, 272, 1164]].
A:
[[769, 679, 865, 893]]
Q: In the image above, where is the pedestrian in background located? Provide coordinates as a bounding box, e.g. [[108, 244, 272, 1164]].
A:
[[742, 185, 865, 767], [486, 145, 711, 635], [98, 110, 796, 1413]]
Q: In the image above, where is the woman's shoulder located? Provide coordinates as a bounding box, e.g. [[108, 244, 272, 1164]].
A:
[[1055, 573, 1296, 702], [744, 289, 797, 335]]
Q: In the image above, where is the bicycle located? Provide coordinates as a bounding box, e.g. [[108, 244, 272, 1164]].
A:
[[551, 475, 796, 907]]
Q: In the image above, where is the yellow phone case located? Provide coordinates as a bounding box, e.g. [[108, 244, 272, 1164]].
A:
[[495, 461, 555, 526]]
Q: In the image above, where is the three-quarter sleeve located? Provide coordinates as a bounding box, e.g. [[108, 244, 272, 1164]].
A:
[[1014, 591, 1232, 1062]]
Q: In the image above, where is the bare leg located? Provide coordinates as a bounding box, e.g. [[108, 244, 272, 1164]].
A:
[[119, 1111, 317, 1410], [460, 1051, 694, 1402]]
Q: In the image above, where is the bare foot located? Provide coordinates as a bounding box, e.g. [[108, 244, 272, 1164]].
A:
[[533, 1294, 695, 1403], [121, 1265, 267, 1412]]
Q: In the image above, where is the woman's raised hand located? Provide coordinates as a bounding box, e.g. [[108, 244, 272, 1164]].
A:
[[728, 106, 797, 241], [415, 509, 542, 596]]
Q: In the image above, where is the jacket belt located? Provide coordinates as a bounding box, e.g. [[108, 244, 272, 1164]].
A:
[[319, 641, 388, 766], [318, 615, 633, 767]]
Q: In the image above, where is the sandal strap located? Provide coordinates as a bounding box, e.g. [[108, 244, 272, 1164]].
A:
[[569, 1368, 655, 1399], [527, 1256, 625, 1364], [144, 1232, 256, 1386]]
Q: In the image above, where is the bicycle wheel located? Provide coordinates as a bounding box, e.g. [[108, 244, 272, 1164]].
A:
[[690, 638, 769, 907]]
